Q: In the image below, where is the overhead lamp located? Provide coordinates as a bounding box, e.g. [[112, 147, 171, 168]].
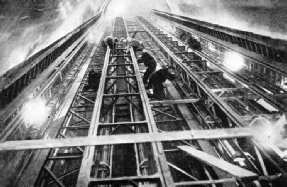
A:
[[223, 51, 245, 72], [22, 98, 50, 127]]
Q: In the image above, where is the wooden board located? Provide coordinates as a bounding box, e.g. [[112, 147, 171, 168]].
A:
[[178, 145, 258, 179]]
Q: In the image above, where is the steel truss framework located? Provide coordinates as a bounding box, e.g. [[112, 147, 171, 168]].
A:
[[0, 15, 287, 187], [76, 17, 175, 187], [151, 10, 287, 111], [0, 13, 104, 150], [0, 24, 106, 187], [152, 10, 287, 68], [31, 31, 109, 187], [0, 1, 112, 185], [135, 16, 287, 186]]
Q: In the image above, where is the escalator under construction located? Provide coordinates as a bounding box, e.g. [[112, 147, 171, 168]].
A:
[[0, 6, 287, 187]]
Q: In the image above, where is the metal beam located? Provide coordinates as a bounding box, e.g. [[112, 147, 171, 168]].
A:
[[77, 47, 111, 187]]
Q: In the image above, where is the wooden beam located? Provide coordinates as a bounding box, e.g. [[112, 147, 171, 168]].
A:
[[89, 175, 160, 184], [178, 145, 258, 179], [149, 98, 200, 105], [0, 128, 253, 151], [128, 30, 146, 32], [196, 71, 222, 75], [106, 75, 136, 79], [211, 87, 244, 93], [174, 178, 236, 186], [103, 93, 139, 97], [182, 60, 205, 63], [99, 121, 147, 128]]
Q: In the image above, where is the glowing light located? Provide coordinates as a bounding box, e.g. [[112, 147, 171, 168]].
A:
[[22, 99, 50, 126], [208, 42, 216, 52], [253, 123, 277, 145], [251, 115, 286, 146], [223, 52, 245, 72], [108, 1, 127, 16]]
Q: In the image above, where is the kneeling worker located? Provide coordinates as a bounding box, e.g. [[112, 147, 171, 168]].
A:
[[147, 67, 177, 100], [104, 36, 118, 53], [84, 69, 101, 91]]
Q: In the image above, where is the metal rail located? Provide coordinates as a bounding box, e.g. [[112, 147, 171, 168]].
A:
[[152, 10, 287, 67], [151, 12, 287, 113]]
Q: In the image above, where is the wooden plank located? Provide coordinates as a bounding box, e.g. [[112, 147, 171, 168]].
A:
[[211, 87, 244, 93], [178, 145, 258, 179], [89, 175, 160, 183], [106, 75, 136, 79], [0, 128, 253, 151], [182, 60, 205, 63], [174, 178, 236, 186], [103, 93, 139, 97], [149, 98, 200, 105], [196, 71, 222, 75]]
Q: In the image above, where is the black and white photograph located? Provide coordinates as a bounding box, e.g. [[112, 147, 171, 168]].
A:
[[0, 0, 287, 186]]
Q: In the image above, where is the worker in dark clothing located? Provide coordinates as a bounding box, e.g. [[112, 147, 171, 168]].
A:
[[147, 67, 177, 100], [137, 51, 157, 84], [83, 69, 101, 91], [187, 36, 202, 51], [104, 36, 118, 53]]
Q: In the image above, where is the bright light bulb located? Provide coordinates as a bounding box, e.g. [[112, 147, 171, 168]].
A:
[[22, 99, 50, 127], [223, 52, 245, 72], [208, 42, 216, 52]]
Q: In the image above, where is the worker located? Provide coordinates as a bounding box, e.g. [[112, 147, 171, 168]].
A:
[[83, 69, 101, 91], [146, 66, 177, 100], [179, 33, 187, 42], [125, 37, 144, 54], [187, 36, 202, 51], [104, 36, 118, 53], [137, 50, 157, 84]]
